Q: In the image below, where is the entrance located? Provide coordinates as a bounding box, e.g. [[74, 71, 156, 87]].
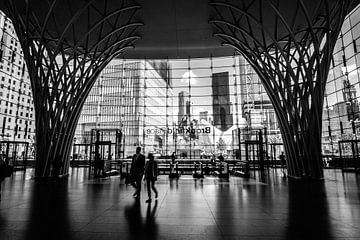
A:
[[269, 143, 284, 168], [88, 129, 122, 178], [338, 140, 360, 173], [71, 143, 91, 167], [0, 141, 29, 170]]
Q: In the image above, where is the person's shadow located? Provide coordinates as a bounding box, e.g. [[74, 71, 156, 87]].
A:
[[125, 199, 158, 240], [144, 200, 158, 240]]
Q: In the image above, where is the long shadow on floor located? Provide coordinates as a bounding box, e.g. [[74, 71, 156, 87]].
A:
[[124, 199, 158, 240], [286, 181, 333, 240], [25, 179, 73, 240]]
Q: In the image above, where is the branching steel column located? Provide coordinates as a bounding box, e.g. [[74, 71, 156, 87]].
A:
[[210, 0, 357, 180], [1, 0, 142, 178]]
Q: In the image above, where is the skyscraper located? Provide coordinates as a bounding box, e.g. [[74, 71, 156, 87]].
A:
[[76, 60, 174, 157], [178, 91, 190, 125], [212, 72, 233, 132], [0, 11, 35, 144], [199, 111, 208, 122], [238, 56, 279, 136]]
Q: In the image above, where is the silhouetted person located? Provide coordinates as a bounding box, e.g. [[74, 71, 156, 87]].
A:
[[0, 154, 13, 200], [211, 153, 216, 165], [279, 151, 286, 176], [218, 153, 225, 162], [94, 152, 104, 178], [145, 153, 158, 203], [170, 152, 176, 173], [1, 151, 7, 164], [0, 156, 5, 200], [171, 152, 176, 164], [130, 147, 145, 199]]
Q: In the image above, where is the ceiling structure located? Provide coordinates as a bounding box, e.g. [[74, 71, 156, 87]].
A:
[[125, 0, 235, 59], [2, 0, 359, 59]]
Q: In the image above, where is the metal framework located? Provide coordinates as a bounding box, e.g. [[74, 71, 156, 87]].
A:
[[1, 0, 142, 177], [210, 0, 356, 180]]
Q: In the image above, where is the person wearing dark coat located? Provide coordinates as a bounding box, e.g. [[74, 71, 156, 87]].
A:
[[0, 154, 8, 200], [130, 147, 146, 199], [144, 153, 158, 203]]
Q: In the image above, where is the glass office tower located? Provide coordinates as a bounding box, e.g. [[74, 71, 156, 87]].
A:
[[76, 59, 174, 158]]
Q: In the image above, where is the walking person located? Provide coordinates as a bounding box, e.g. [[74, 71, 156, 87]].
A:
[[145, 153, 158, 203], [170, 152, 176, 173], [171, 152, 176, 164], [279, 151, 286, 177], [130, 147, 145, 199], [0, 153, 13, 201], [0, 156, 5, 201], [94, 152, 103, 178]]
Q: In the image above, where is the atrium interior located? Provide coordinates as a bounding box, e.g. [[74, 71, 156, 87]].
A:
[[1, 0, 360, 239]]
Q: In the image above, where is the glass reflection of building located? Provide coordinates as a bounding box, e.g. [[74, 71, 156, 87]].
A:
[[178, 91, 190, 125], [322, 4, 360, 155], [238, 56, 279, 142], [212, 72, 233, 132]]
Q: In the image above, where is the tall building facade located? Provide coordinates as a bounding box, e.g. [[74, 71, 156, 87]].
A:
[[212, 72, 233, 132], [76, 60, 174, 158], [178, 91, 190, 125], [238, 56, 279, 141], [0, 12, 35, 149], [199, 111, 208, 122]]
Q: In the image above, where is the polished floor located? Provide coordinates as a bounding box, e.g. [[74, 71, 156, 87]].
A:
[[0, 168, 359, 240]]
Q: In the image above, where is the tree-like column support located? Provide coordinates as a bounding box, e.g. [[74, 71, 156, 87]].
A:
[[1, 0, 142, 178], [210, 0, 356, 180]]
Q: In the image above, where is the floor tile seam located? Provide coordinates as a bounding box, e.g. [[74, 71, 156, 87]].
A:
[[0, 200, 30, 210], [154, 185, 169, 218], [329, 215, 360, 229], [201, 188, 225, 239]]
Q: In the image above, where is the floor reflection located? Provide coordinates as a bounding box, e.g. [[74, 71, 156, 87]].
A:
[[286, 181, 333, 240], [25, 179, 73, 240], [0, 169, 359, 239], [145, 200, 158, 239]]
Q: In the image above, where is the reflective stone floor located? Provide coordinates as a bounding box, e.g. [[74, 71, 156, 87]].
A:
[[0, 168, 360, 240]]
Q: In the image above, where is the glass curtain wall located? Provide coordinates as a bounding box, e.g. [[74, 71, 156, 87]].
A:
[[76, 55, 280, 160], [322, 4, 360, 163], [74, 4, 360, 165]]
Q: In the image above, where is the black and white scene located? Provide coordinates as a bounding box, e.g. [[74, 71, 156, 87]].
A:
[[0, 0, 360, 239]]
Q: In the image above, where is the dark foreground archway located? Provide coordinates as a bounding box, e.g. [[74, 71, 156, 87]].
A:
[[0, 0, 142, 177]]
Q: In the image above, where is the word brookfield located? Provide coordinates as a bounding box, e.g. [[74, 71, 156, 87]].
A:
[[145, 127, 211, 135]]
